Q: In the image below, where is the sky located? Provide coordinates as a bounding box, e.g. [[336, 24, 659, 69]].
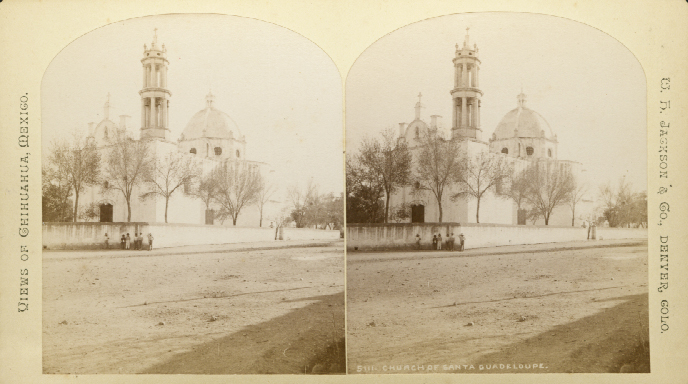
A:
[[346, 13, 647, 192], [41, 14, 343, 199]]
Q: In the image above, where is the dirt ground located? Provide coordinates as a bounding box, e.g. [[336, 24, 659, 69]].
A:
[[347, 239, 649, 374], [43, 240, 345, 374]]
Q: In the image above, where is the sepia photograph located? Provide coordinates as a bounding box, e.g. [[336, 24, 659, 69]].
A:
[[345, 13, 649, 373], [40, 14, 345, 374], [1, 1, 687, 383]]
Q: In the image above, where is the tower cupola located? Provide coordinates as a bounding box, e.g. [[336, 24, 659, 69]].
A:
[[451, 27, 483, 140], [139, 28, 172, 140]]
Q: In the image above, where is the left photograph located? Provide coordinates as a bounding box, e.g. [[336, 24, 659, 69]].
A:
[[41, 14, 344, 374]]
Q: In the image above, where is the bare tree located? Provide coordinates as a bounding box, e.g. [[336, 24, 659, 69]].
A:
[[415, 130, 464, 223], [256, 178, 276, 227], [355, 127, 412, 223], [524, 161, 575, 225], [454, 151, 512, 223], [506, 166, 532, 225], [47, 132, 101, 222], [568, 179, 587, 226], [141, 152, 200, 223], [103, 128, 153, 222], [214, 161, 262, 226]]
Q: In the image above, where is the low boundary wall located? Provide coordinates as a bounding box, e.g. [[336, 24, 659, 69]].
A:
[[346, 223, 647, 251], [43, 222, 340, 250]]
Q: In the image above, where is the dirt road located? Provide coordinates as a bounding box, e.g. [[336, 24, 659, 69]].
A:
[[43, 240, 345, 374], [347, 239, 649, 374]]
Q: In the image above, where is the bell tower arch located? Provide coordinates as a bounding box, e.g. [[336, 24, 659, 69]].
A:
[[139, 28, 172, 140], [451, 27, 483, 140]]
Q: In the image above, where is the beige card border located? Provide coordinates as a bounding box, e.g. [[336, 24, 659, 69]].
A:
[[1, 0, 686, 383]]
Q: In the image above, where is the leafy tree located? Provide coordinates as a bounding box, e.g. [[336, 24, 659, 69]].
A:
[[47, 132, 101, 222], [287, 180, 318, 228], [454, 151, 512, 223], [345, 157, 384, 224], [42, 166, 73, 222], [599, 178, 646, 227], [214, 161, 262, 226], [355, 128, 412, 222], [141, 152, 199, 223], [103, 128, 153, 222], [193, 169, 221, 224], [415, 130, 464, 223]]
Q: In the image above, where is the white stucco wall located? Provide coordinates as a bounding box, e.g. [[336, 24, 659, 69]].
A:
[[347, 223, 646, 251]]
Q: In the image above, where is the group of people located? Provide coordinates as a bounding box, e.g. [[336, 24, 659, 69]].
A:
[[416, 232, 465, 251], [103, 232, 154, 251]]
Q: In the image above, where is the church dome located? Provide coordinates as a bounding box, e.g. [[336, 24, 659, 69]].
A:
[[493, 92, 555, 140], [179, 92, 241, 141]]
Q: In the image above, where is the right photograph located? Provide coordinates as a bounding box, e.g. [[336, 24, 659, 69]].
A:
[[345, 13, 648, 374]]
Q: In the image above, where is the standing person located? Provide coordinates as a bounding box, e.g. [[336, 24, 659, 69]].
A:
[[133, 233, 138, 250], [103, 233, 109, 250], [125, 233, 131, 250], [415, 234, 421, 250], [120, 234, 126, 250], [137, 233, 143, 250], [449, 233, 455, 251], [147, 233, 154, 251], [432, 235, 438, 250], [459, 233, 465, 252], [437, 233, 443, 250]]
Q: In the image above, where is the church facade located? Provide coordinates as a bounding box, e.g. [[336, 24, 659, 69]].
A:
[[80, 32, 273, 227], [390, 31, 591, 226]]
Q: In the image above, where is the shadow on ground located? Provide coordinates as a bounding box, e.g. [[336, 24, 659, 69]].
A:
[[141, 292, 345, 374], [473, 293, 649, 373]]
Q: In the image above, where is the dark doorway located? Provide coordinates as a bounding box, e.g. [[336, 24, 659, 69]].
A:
[[411, 204, 425, 223], [205, 209, 214, 225], [517, 209, 527, 225], [99, 203, 113, 222]]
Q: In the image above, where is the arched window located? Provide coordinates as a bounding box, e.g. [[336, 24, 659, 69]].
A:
[[103, 181, 109, 189], [190, 148, 196, 154], [415, 127, 419, 138], [501, 147, 508, 154], [526, 146, 534, 156], [414, 181, 421, 189], [214, 147, 222, 156], [548, 148, 552, 157], [236, 150, 241, 158]]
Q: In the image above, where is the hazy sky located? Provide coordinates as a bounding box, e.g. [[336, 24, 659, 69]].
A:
[[42, 14, 343, 197], [346, 13, 647, 191]]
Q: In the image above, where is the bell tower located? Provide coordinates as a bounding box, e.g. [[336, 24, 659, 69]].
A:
[[451, 28, 483, 140], [139, 29, 171, 140]]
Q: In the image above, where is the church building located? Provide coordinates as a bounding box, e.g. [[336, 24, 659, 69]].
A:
[[391, 30, 590, 226], [80, 31, 272, 226]]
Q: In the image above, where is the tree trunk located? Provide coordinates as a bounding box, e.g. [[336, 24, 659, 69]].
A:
[[475, 196, 481, 223], [259, 208, 263, 227], [165, 197, 169, 223], [126, 199, 132, 222], [571, 205, 576, 226], [544, 213, 549, 225], [72, 190, 80, 222], [232, 216, 237, 226], [438, 202, 443, 223], [384, 192, 390, 223]]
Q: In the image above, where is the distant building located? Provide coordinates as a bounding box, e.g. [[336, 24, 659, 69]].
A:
[[391, 30, 592, 226], [80, 31, 274, 226]]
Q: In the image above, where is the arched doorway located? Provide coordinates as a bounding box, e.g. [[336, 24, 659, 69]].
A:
[[411, 204, 425, 223], [99, 203, 113, 222]]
